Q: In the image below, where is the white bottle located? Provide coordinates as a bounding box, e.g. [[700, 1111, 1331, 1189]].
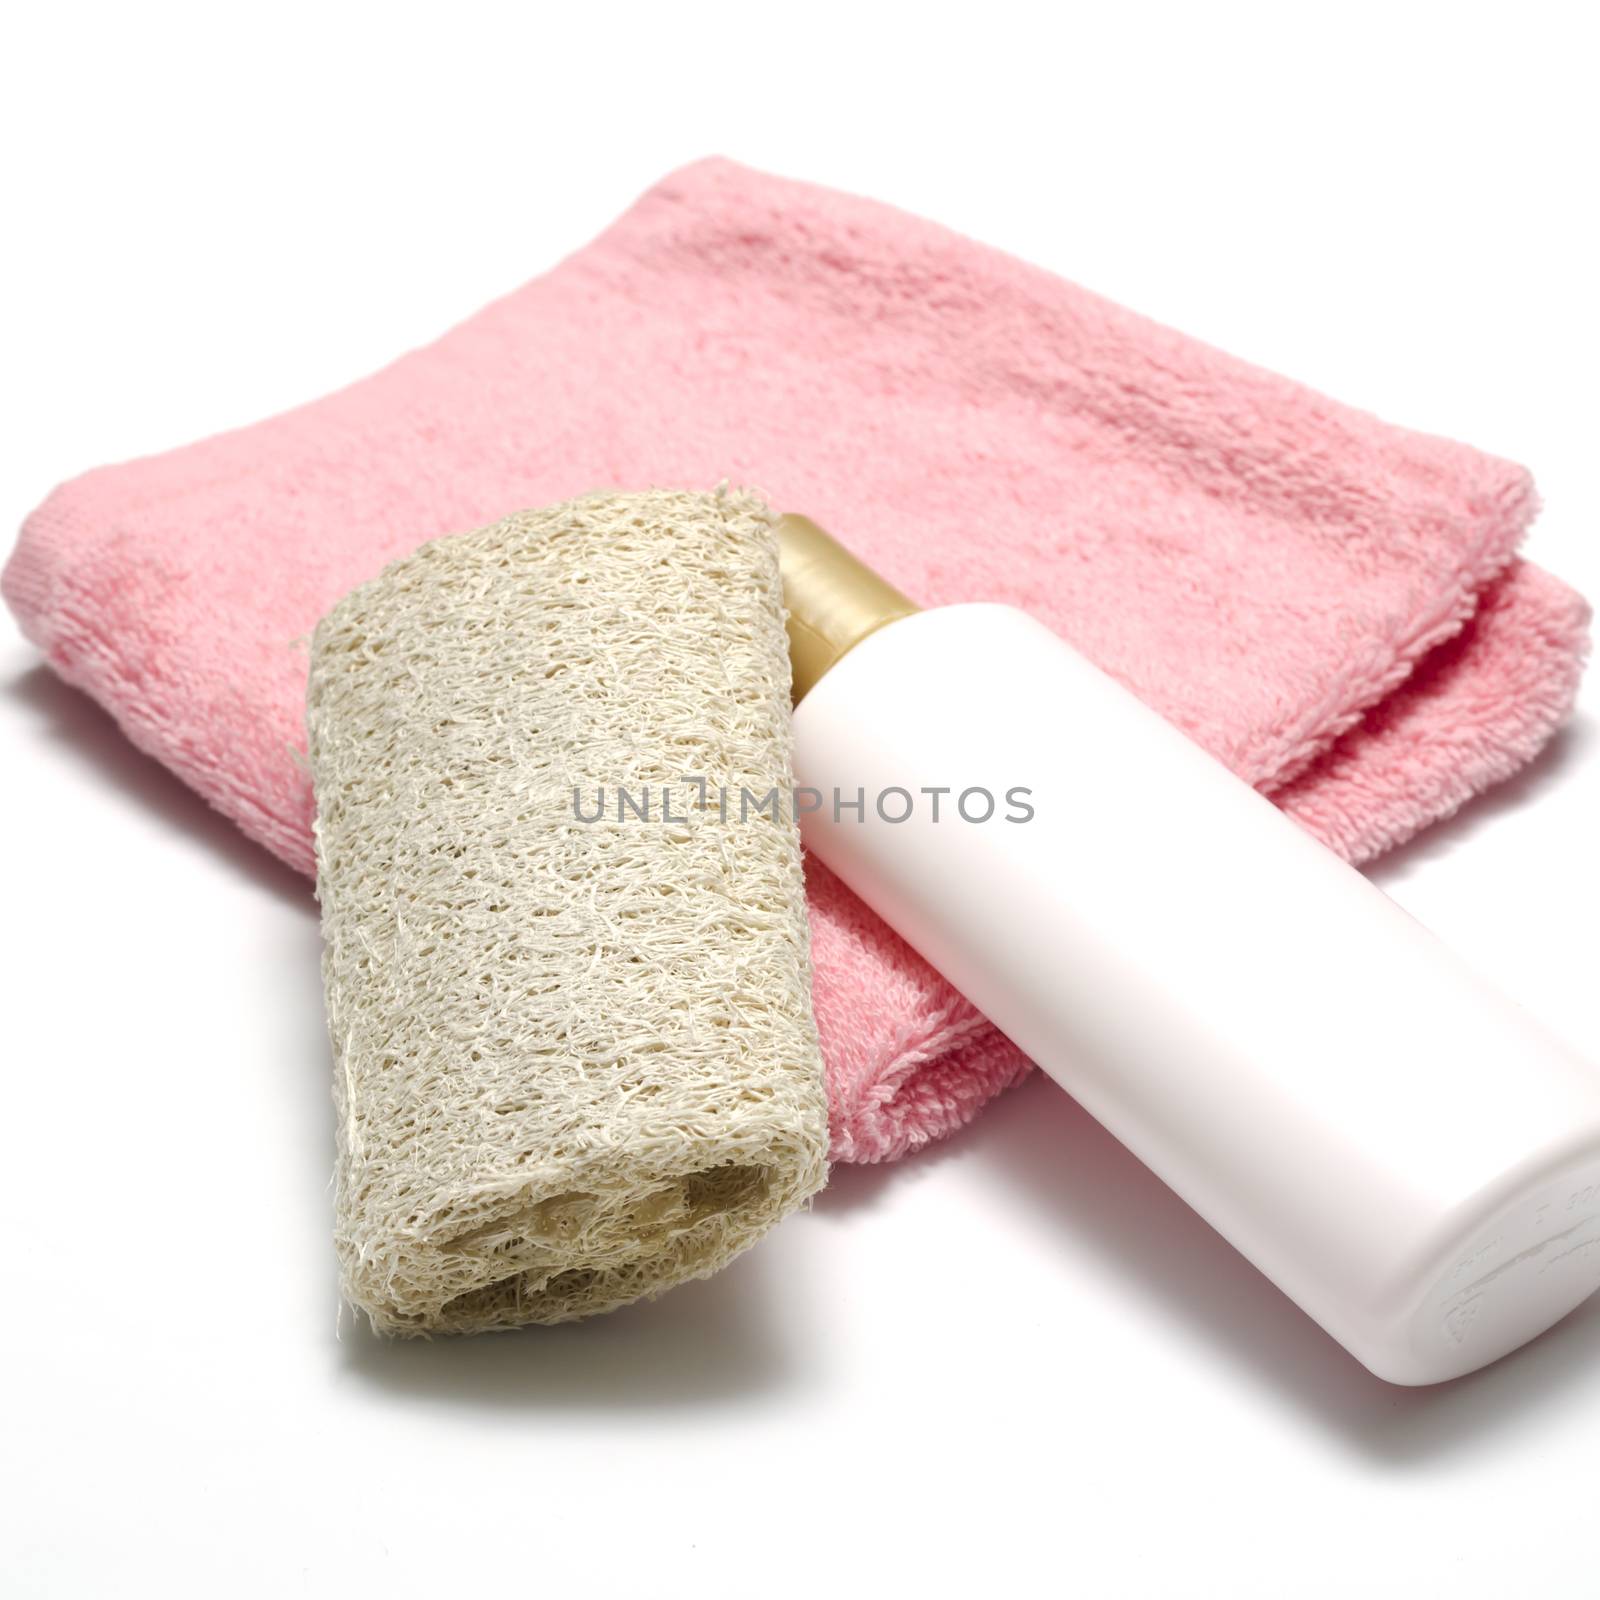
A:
[[778, 514, 1600, 1385]]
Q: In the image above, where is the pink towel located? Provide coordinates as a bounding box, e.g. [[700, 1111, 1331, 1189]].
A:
[[5, 157, 1587, 1163]]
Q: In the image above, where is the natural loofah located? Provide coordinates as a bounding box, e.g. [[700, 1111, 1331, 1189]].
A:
[[307, 487, 829, 1333]]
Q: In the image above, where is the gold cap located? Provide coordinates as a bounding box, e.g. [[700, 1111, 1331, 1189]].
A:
[[776, 514, 920, 703]]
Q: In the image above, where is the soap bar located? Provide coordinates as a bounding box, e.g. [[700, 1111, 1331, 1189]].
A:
[[308, 488, 828, 1333]]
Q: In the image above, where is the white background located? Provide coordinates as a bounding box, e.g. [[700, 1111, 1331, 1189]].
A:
[[3, 4, 1598, 1596]]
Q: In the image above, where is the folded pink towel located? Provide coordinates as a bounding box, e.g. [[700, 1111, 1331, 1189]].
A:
[[6, 157, 1587, 1163]]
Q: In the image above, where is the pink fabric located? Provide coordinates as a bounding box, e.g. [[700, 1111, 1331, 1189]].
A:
[[5, 157, 1588, 1163]]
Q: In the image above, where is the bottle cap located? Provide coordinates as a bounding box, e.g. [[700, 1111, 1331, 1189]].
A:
[[776, 514, 919, 703]]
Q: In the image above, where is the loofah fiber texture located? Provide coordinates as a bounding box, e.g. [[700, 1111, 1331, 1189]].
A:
[[5, 157, 1590, 1166], [308, 488, 829, 1332]]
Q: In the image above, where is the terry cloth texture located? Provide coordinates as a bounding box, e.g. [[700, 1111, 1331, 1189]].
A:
[[309, 489, 829, 1332], [6, 157, 1590, 1165]]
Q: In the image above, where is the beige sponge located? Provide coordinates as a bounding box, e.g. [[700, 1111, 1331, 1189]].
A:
[[307, 487, 829, 1333]]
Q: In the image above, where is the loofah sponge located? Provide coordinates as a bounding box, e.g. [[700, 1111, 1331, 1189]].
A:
[[307, 487, 829, 1333]]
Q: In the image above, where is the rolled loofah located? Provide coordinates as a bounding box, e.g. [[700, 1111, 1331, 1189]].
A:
[[307, 487, 829, 1333]]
